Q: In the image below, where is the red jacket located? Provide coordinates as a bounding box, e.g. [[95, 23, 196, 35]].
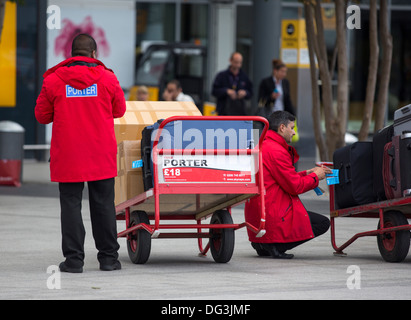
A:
[[245, 130, 319, 243], [35, 56, 126, 182]]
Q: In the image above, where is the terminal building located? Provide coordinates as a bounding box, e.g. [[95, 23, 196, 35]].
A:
[[1, 0, 411, 161]]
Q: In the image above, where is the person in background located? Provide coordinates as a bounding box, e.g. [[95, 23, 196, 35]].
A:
[[258, 59, 296, 117], [212, 52, 253, 115], [35, 34, 126, 273], [162, 79, 195, 103], [245, 111, 331, 259], [137, 85, 149, 101]]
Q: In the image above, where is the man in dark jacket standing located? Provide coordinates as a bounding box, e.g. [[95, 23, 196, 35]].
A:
[[212, 52, 253, 115], [35, 34, 126, 273]]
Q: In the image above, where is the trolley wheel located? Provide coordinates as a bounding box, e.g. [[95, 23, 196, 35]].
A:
[[377, 210, 410, 263], [127, 210, 151, 264], [209, 210, 235, 263]]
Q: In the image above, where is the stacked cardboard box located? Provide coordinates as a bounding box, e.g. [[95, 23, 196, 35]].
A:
[[115, 140, 143, 206], [114, 101, 202, 206], [114, 101, 202, 144]]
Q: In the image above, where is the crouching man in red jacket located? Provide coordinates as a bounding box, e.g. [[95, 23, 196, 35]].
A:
[[245, 111, 331, 259], [35, 34, 126, 272]]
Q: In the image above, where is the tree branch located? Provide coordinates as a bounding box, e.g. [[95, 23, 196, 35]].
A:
[[358, 0, 379, 141], [374, 0, 393, 132]]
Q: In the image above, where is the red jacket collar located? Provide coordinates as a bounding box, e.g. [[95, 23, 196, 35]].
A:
[[43, 56, 111, 79], [265, 130, 299, 164]]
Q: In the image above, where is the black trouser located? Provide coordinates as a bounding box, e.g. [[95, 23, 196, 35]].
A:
[[59, 178, 119, 268], [273, 211, 330, 252]]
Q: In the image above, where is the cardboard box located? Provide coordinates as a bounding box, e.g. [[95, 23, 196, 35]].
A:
[[115, 140, 144, 206], [114, 101, 202, 143]]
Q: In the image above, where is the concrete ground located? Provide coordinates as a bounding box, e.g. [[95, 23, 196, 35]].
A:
[[1, 160, 411, 302]]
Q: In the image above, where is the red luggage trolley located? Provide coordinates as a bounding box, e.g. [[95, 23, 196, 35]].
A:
[[323, 161, 411, 262], [115, 116, 268, 264]]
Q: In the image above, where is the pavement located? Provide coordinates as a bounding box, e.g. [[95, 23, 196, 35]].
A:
[[1, 159, 411, 302]]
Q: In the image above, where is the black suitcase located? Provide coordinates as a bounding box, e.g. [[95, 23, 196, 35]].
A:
[[372, 124, 394, 201], [333, 142, 376, 209], [141, 120, 164, 191], [383, 133, 411, 199]]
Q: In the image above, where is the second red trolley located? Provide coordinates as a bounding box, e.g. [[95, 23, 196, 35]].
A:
[[321, 161, 411, 262]]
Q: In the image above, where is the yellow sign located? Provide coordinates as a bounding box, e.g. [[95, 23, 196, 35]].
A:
[[280, 19, 309, 69], [202, 101, 217, 116], [0, 1, 17, 107]]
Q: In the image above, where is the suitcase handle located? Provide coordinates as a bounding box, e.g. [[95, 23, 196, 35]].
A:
[[142, 146, 152, 175], [388, 145, 397, 190], [337, 162, 351, 185], [343, 163, 351, 184]]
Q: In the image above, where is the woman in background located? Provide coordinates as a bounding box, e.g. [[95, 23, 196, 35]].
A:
[[258, 59, 295, 117]]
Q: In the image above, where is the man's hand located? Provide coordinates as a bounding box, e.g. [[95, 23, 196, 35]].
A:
[[308, 166, 332, 181], [237, 89, 247, 99], [271, 92, 280, 100], [227, 89, 237, 99]]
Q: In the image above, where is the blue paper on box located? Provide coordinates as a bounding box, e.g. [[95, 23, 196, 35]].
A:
[[326, 169, 339, 185], [132, 159, 143, 169]]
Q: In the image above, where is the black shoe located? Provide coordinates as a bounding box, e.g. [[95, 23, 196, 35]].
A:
[[251, 242, 271, 256], [260, 243, 294, 259], [59, 261, 83, 273], [100, 260, 121, 271]]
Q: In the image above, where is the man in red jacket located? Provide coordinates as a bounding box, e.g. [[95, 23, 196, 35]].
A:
[[35, 34, 126, 272], [245, 111, 331, 259]]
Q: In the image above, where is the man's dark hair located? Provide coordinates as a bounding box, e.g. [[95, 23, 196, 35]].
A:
[[71, 33, 97, 58], [268, 111, 296, 132], [168, 79, 182, 90], [272, 59, 286, 71]]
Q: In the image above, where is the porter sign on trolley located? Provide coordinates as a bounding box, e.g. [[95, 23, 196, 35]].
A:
[[158, 153, 255, 183]]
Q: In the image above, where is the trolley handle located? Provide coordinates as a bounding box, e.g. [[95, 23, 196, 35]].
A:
[[316, 161, 334, 168]]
